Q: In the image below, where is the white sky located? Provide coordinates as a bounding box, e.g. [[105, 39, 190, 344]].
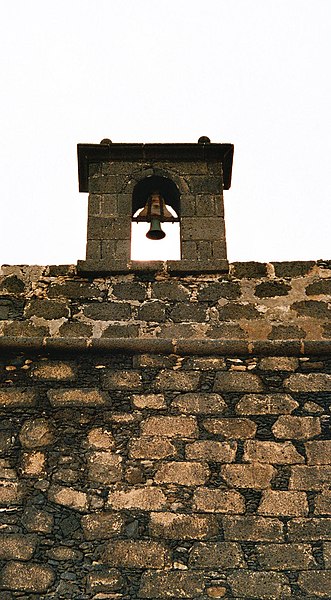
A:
[[0, 0, 330, 265]]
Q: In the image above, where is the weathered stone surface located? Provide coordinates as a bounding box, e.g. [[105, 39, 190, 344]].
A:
[[193, 489, 245, 513], [152, 281, 189, 301], [222, 464, 275, 489], [0, 534, 36, 560], [236, 393, 298, 415], [2, 321, 48, 337], [0, 274, 25, 292], [83, 302, 131, 320], [258, 490, 308, 516], [217, 302, 261, 320], [298, 571, 331, 598], [21, 450, 46, 477], [289, 465, 331, 490], [243, 440, 304, 464], [32, 361, 75, 380], [150, 512, 218, 539], [87, 427, 115, 449], [231, 261, 268, 278], [141, 416, 198, 438], [203, 418, 257, 439], [48, 388, 107, 406], [285, 372, 331, 392], [0, 561, 55, 592], [88, 568, 123, 592], [268, 324, 306, 339], [189, 541, 244, 568], [186, 440, 237, 462], [58, 321, 93, 337], [87, 451, 122, 484], [185, 356, 226, 370], [139, 570, 204, 598], [48, 484, 88, 512], [129, 437, 177, 459], [113, 281, 146, 301], [103, 540, 170, 568], [46, 546, 82, 561], [228, 571, 291, 599], [257, 542, 316, 570], [315, 491, 331, 515], [273, 261, 314, 277], [198, 281, 241, 301], [223, 516, 284, 541], [172, 392, 227, 414], [259, 357, 298, 371], [214, 372, 263, 392], [107, 487, 167, 511], [169, 302, 207, 322], [81, 512, 123, 540], [25, 299, 69, 319], [102, 322, 140, 337], [306, 279, 331, 295], [21, 507, 53, 533], [292, 299, 331, 318], [0, 481, 24, 505], [19, 418, 54, 447], [102, 370, 142, 390], [254, 281, 291, 297], [48, 280, 101, 299], [155, 370, 200, 391], [138, 302, 166, 322], [272, 415, 321, 439], [0, 388, 36, 407], [154, 461, 209, 486], [0, 431, 12, 453], [288, 518, 331, 540], [132, 394, 166, 409], [305, 440, 331, 464]]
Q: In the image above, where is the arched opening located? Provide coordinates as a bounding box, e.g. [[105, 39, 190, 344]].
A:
[[131, 175, 181, 260]]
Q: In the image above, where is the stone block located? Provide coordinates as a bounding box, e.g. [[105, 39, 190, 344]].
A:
[[214, 372, 263, 392], [139, 570, 204, 598], [258, 490, 308, 516], [289, 465, 331, 491], [243, 440, 304, 464], [21, 507, 53, 533], [107, 487, 167, 511], [272, 415, 321, 439], [138, 302, 166, 322], [298, 571, 331, 598], [228, 571, 291, 599], [132, 394, 166, 409], [103, 540, 170, 568], [222, 464, 275, 489], [48, 280, 102, 299], [182, 217, 225, 241], [268, 324, 306, 339], [231, 262, 268, 278], [185, 356, 227, 370], [0, 388, 36, 407], [273, 260, 314, 277], [292, 299, 331, 318], [258, 357, 298, 371], [189, 541, 244, 568], [83, 302, 131, 320], [169, 302, 207, 322], [0, 561, 55, 592], [154, 461, 209, 486], [256, 542, 316, 570], [25, 299, 69, 319], [87, 427, 115, 449], [285, 372, 331, 392], [152, 281, 189, 301], [254, 281, 291, 297], [172, 393, 226, 414], [223, 515, 284, 541], [21, 451, 46, 477], [236, 393, 298, 415], [150, 512, 218, 540], [0, 431, 13, 453], [141, 416, 198, 438], [288, 518, 331, 541], [48, 388, 107, 407], [88, 568, 123, 593], [305, 440, 331, 465], [87, 452, 122, 485], [198, 281, 241, 301], [217, 302, 261, 320], [112, 281, 146, 301], [129, 437, 177, 459], [186, 440, 237, 462], [102, 370, 142, 390], [58, 321, 93, 337], [193, 489, 245, 513], [48, 484, 88, 512], [19, 418, 54, 448], [0, 534, 36, 560], [81, 512, 124, 540], [315, 491, 331, 515], [0, 481, 24, 505], [203, 418, 257, 439], [306, 279, 331, 295], [32, 361, 75, 380]]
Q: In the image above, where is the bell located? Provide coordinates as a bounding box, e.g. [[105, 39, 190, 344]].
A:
[[146, 218, 166, 240]]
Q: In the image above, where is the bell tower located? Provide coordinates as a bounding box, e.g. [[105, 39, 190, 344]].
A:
[[77, 137, 233, 274]]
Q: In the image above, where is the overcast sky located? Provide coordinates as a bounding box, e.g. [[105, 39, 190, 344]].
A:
[[1, 0, 330, 266]]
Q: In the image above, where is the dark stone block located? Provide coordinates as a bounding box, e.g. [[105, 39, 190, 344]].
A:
[[167, 259, 229, 274], [0, 296, 24, 320], [273, 261, 315, 277], [152, 282, 189, 301], [198, 281, 241, 301], [206, 324, 247, 339], [48, 281, 102, 299], [47, 265, 76, 277], [218, 303, 261, 321], [58, 321, 93, 337], [169, 302, 207, 323], [255, 281, 291, 298], [322, 323, 331, 338], [0, 275, 25, 293], [231, 262, 268, 278], [3, 321, 48, 337], [306, 280, 331, 295], [113, 282, 146, 301], [188, 175, 222, 194], [83, 302, 131, 320], [138, 302, 166, 322], [291, 300, 331, 319], [25, 299, 69, 320], [102, 324, 140, 337], [268, 325, 307, 339], [303, 341, 331, 355]]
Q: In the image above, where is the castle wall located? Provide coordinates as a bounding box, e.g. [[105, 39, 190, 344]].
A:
[[0, 261, 330, 598]]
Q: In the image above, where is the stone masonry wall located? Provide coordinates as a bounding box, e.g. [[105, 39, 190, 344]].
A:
[[0, 261, 330, 599]]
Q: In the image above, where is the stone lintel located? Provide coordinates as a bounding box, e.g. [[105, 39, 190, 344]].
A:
[[77, 259, 229, 275]]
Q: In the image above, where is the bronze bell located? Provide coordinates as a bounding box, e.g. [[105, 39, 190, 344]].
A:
[[135, 191, 174, 241]]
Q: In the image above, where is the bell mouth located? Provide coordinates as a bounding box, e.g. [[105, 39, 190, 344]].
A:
[[146, 228, 166, 241]]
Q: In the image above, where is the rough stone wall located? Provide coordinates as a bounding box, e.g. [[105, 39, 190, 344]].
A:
[[0, 261, 330, 599]]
